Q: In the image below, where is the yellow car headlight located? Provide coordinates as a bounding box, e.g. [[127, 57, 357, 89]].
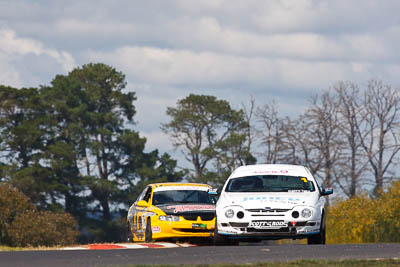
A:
[[159, 215, 180, 221]]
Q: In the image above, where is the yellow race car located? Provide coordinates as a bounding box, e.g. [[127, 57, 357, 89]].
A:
[[127, 183, 217, 242]]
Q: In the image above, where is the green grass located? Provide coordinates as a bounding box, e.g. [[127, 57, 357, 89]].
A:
[[0, 245, 61, 251], [108, 259, 400, 267]]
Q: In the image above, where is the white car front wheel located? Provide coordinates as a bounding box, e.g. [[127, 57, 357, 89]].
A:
[[307, 216, 326, 245], [213, 220, 239, 246]]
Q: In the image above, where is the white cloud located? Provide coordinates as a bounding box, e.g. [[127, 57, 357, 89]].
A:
[[87, 44, 380, 92], [0, 29, 42, 55], [2, 0, 400, 165], [87, 46, 275, 86], [0, 28, 76, 87], [131, 83, 183, 130], [0, 28, 75, 72], [141, 130, 173, 153], [54, 19, 138, 39], [0, 54, 23, 87]]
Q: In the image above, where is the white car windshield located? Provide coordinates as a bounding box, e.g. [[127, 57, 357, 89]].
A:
[[225, 175, 315, 192], [152, 190, 215, 205]]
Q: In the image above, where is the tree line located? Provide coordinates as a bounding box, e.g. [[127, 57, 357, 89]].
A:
[[1, 63, 400, 245], [0, 63, 186, 243], [163, 80, 400, 198], [252, 81, 400, 198]]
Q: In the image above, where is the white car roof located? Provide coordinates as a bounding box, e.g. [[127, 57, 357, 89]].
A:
[[229, 164, 312, 179]]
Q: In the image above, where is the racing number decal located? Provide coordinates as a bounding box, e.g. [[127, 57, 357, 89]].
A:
[[132, 186, 152, 242], [134, 213, 145, 241], [131, 209, 144, 241], [138, 215, 145, 240]]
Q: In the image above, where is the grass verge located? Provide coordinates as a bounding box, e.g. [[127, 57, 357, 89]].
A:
[[108, 259, 400, 267], [0, 245, 61, 251]]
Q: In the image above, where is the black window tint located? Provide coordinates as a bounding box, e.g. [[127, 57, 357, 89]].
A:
[[152, 190, 213, 205], [226, 175, 315, 192], [143, 187, 152, 202]]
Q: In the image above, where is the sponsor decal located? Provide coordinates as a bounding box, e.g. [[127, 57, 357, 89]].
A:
[[208, 188, 218, 195], [219, 229, 238, 234], [192, 223, 207, 229], [252, 170, 289, 174], [152, 226, 161, 233], [154, 186, 209, 192], [167, 205, 215, 213], [249, 221, 288, 229], [241, 196, 301, 204], [242, 196, 268, 202], [270, 196, 301, 204]]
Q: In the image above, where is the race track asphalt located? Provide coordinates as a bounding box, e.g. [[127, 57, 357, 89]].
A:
[[0, 243, 399, 267]]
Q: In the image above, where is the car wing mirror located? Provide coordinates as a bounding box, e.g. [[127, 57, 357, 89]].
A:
[[208, 188, 218, 195], [208, 188, 219, 203], [137, 200, 149, 207], [322, 188, 333, 196]]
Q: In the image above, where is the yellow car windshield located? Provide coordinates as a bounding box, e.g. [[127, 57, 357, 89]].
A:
[[153, 190, 214, 205]]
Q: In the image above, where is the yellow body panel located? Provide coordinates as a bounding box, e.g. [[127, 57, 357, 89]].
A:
[[127, 183, 216, 242]]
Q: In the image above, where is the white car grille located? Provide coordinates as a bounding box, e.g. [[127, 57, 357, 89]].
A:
[[246, 208, 290, 217]]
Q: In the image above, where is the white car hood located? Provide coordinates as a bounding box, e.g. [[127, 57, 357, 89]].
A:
[[218, 192, 317, 210]]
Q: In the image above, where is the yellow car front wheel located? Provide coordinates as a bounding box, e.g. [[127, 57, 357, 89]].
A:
[[145, 219, 153, 243], [127, 223, 134, 242]]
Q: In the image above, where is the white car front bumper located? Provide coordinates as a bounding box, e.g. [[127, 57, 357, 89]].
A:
[[216, 206, 322, 239]]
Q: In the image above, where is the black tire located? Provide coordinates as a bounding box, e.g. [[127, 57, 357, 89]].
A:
[[145, 218, 153, 243], [213, 227, 225, 245], [127, 223, 134, 242], [213, 219, 225, 245], [307, 216, 326, 245], [229, 238, 240, 246], [213, 220, 239, 246]]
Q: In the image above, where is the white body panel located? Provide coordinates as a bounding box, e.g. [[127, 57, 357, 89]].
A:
[[216, 164, 327, 240]]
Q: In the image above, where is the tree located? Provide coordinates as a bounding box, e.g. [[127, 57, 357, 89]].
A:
[[162, 94, 252, 185], [0, 183, 78, 247], [358, 80, 400, 196], [334, 81, 367, 197], [255, 91, 346, 196], [38, 74, 92, 215], [302, 91, 345, 190], [0, 85, 52, 207], [51, 63, 183, 222], [0, 183, 34, 245], [240, 96, 257, 165], [326, 180, 400, 243], [278, 116, 315, 166], [255, 100, 287, 164], [0, 86, 42, 168], [213, 97, 257, 184], [1, 63, 186, 242], [35, 63, 141, 222]]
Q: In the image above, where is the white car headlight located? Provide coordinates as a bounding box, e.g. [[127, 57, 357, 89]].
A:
[[225, 209, 234, 218], [159, 215, 180, 221], [301, 208, 312, 218]]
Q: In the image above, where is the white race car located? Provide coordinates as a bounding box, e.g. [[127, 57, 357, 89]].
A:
[[214, 164, 333, 245]]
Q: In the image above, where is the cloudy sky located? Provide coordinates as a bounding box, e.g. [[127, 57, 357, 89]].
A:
[[1, 0, 400, 166]]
